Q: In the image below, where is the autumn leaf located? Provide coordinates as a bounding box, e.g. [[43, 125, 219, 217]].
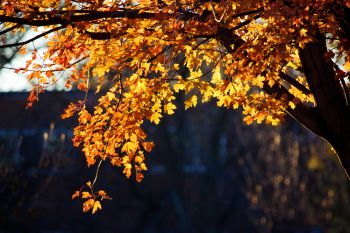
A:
[[173, 83, 184, 92], [136, 173, 144, 182], [122, 141, 138, 155], [86, 181, 92, 189], [164, 102, 176, 115], [61, 103, 79, 119], [344, 61, 350, 72], [185, 95, 198, 110], [83, 198, 95, 213], [150, 112, 162, 124], [141, 141, 155, 152], [72, 191, 80, 200], [243, 116, 254, 125], [92, 200, 102, 214], [82, 191, 91, 199], [106, 92, 115, 101], [18, 46, 26, 55], [300, 28, 308, 37], [78, 82, 88, 91], [211, 66, 222, 83], [46, 71, 54, 78]]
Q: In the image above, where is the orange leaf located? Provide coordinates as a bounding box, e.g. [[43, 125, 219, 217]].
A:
[[78, 82, 88, 91], [83, 198, 94, 213], [72, 191, 80, 200], [141, 141, 155, 152]]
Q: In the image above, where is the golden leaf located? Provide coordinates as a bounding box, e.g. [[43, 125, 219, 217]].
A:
[[82, 191, 91, 199], [83, 198, 94, 213], [164, 102, 176, 115], [185, 95, 198, 110], [150, 112, 162, 124], [174, 83, 184, 92], [92, 200, 102, 214]]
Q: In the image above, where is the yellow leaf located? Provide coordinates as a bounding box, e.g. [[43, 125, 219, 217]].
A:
[[141, 62, 151, 75], [174, 83, 184, 92], [211, 66, 222, 83], [344, 61, 350, 72], [164, 102, 176, 115], [288, 101, 296, 109], [140, 163, 147, 170], [173, 63, 179, 70], [86, 181, 92, 188], [122, 141, 138, 154], [95, 66, 108, 77], [82, 191, 91, 199], [123, 163, 132, 178], [92, 200, 102, 214], [253, 75, 265, 88], [107, 92, 115, 101], [185, 95, 198, 110], [150, 112, 162, 124], [300, 28, 308, 37]]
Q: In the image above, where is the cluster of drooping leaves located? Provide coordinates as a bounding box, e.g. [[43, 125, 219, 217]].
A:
[[72, 181, 112, 214], [1, 0, 350, 213]]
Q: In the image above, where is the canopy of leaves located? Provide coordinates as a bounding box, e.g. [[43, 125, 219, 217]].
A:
[[1, 0, 350, 212]]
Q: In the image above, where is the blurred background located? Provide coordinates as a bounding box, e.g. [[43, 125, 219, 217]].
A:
[[1, 30, 350, 233], [0, 91, 350, 233]]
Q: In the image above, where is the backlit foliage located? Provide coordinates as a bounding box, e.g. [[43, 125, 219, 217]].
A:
[[1, 0, 350, 213]]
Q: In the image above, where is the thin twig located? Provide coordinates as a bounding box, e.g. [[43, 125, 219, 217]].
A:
[[0, 26, 64, 49], [0, 24, 20, 36], [210, 0, 227, 23], [92, 160, 103, 187]]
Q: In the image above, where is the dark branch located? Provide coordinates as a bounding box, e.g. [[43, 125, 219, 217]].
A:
[[230, 7, 263, 20], [0, 26, 64, 49], [263, 81, 325, 137], [147, 45, 172, 63], [0, 11, 175, 27], [279, 72, 311, 95], [81, 30, 127, 40], [0, 24, 20, 36]]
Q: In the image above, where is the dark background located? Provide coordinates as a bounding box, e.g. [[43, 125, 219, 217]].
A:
[[1, 91, 349, 233]]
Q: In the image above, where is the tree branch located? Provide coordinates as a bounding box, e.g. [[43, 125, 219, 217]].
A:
[[0, 24, 20, 36], [263, 81, 326, 137], [279, 72, 311, 95], [0, 26, 64, 49], [299, 34, 350, 141], [0, 11, 174, 27]]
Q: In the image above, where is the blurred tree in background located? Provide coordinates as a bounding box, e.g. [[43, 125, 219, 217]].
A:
[[0, 92, 349, 233]]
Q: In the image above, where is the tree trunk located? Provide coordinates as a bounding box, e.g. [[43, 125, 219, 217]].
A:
[[296, 33, 350, 179]]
